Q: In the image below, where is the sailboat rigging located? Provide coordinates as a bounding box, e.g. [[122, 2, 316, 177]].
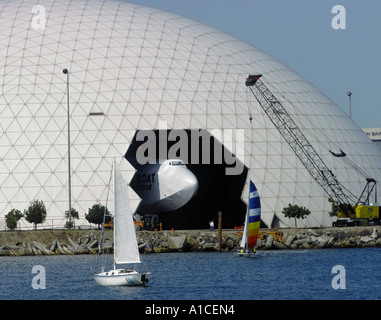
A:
[[93, 161, 150, 286], [239, 180, 261, 257]]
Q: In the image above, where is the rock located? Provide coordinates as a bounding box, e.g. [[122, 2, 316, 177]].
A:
[[56, 240, 67, 254], [296, 232, 309, 240], [302, 242, 312, 249], [327, 236, 335, 247], [0, 249, 10, 256], [33, 241, 54, 255], [337, 231, 347, 241], [12, 247, 29, 256], [61, 245, 74, 254], [225, 239, 236, 250], [201, 242, 216, 251], [256, 239, 262, 248], [21, 241, 33, 255], [315, 236, 328, 249], [89, 239, 98, 248], [285, 235, 295, 247], [310, 235, 318, 243], [66, 238, 89, 254], [358, 229, 371, 237], [153, 247, 170, 253], [25, 240, 33, 254], [308, 229, 319, 237], [32, 246, 41, 255], [371, 228, 378, 239], [294, 237, 310, 246], [76, 246, 89, 254], [4, 244, 20, 250], [86, 244, 97, 253], [185, 236, 199, 251], [265, 235, 274, 249], [360, 236, 373, 243], [68, 237, 79, 248], [338, 239, 353, 248], [138, 242, 147, 249], [168, 235, 187, 251], [144, 247, 153, 253], [51, 240, 58, 252], [273, 241, 287, 249]]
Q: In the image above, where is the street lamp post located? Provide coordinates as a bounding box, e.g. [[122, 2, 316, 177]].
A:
[[347, 91, 352, 118], [63, 68, 72, 225]]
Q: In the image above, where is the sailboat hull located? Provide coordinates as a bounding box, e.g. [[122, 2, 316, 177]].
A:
[[94, 269, 149, 286], [237, 250, 260, 258]]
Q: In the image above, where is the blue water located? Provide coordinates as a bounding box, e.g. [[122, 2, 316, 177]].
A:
[[0, 248, 380, 300]]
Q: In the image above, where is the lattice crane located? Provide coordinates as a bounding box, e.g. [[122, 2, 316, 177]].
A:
[[245, 74, 357, 213]]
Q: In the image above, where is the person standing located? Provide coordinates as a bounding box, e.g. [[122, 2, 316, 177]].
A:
[[209, 220, 214, 231]]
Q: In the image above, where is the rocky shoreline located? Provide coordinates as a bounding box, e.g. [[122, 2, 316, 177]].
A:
[[0, 226, 380, 256]]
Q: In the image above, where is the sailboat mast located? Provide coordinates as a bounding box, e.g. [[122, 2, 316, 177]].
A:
[[113, 159, 117, 270], [96, 162, 114, 266]]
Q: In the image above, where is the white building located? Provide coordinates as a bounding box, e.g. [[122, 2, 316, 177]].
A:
[[1, 0, 381, 229], [363, 128, 381, 152]]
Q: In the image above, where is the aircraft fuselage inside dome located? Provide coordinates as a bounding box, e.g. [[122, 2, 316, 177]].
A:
[[126, 129, 248, 229]]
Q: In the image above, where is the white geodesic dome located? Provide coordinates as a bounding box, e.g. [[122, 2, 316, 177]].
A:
[[0, 0, 380, 229]]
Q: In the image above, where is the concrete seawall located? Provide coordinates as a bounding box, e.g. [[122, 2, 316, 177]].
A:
[[0, 226, 380, 256]]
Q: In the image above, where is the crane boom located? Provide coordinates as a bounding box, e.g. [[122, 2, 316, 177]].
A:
[[245, 74, 356, 207]]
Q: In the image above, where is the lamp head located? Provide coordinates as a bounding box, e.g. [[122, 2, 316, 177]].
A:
[[62, 69, 68, 74]]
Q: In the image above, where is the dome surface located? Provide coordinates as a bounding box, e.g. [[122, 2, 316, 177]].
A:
[[1, 0, 380, 228]]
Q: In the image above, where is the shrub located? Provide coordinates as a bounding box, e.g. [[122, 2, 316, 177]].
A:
[[65, 208, 79, 229], [24, 200, 47, 230], [85, 203, 110, 229], [282, 203, 311, 227], [5, 209, 23, 230]]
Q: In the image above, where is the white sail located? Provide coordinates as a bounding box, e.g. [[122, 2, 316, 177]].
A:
[[240, 206, 248, 249], [114, 165, 141, 264]]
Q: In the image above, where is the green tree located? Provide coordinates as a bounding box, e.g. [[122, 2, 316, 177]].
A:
[[5, 209, 23, 231], [64, 208, 79, 229], [24, 200, 47, 230], [85, 203, 110, 229], [282, 203, 311, 228]]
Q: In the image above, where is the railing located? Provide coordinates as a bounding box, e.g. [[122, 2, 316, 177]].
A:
[[0, 217, 98, 231]]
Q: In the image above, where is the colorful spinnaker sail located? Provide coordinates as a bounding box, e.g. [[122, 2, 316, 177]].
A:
[[246, 180, 261, 249]]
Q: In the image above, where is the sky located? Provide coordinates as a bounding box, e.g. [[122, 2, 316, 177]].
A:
[[125, 0, 381, 129]]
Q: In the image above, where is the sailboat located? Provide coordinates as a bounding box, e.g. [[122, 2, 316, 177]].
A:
[[93, 162, 150, 286], [239, 180, 261, 257]]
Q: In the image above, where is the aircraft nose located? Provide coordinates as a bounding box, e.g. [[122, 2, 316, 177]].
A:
[[183, 170, 198, 198], [174, 169, 198, 203]]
